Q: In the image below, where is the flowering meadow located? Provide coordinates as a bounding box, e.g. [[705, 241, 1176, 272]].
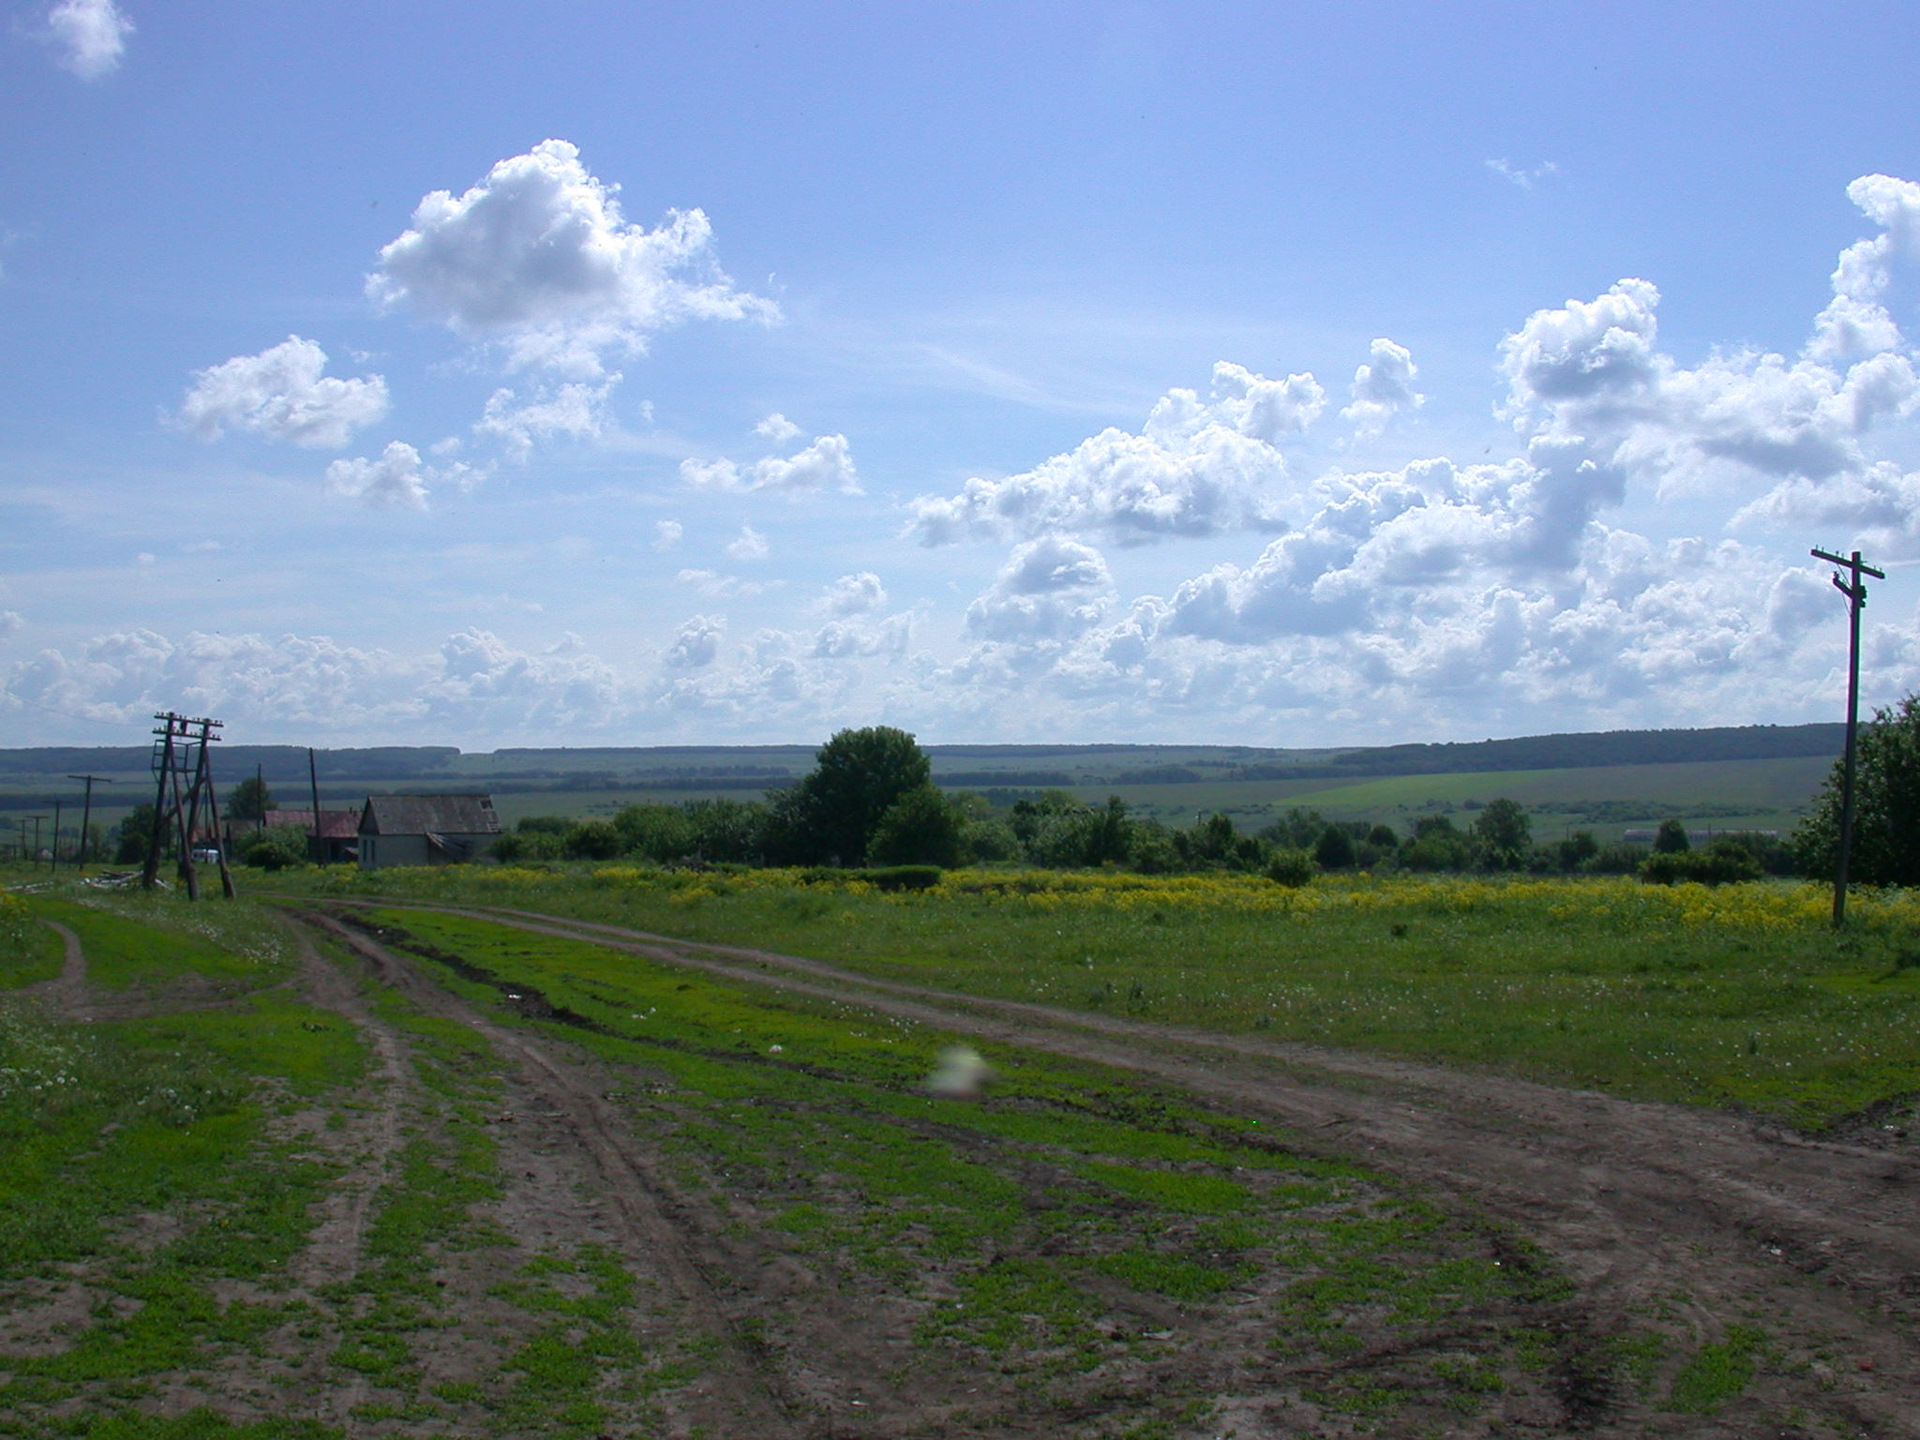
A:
[[281, 864, 1920, 1131]]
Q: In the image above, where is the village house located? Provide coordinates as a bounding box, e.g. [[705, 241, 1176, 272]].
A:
[[357, 793, 502, 870]]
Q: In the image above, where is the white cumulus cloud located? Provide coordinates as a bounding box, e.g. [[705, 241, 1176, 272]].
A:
[[907, 365, 1311, 546], [474, 379, 616, 461], [1341, 338, 1424, 435], [369, 139, 777, 376], [680, 433, 860, 494], [325, 441, 432, 509], [45, 0, 131, 79], [653, 519, 684, 552], [820, 572, 887, 616], [965, 536, 1114, 643], [664, 615, 725, 669], [176, 337, 388, 448], [754, 412, 802, 443], [1808, 174, 1920, 362], [726, 525, 770, 561]]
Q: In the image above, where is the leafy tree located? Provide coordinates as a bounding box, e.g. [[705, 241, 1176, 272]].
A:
[[869, 783, 964, 867], [227, 775, 275, 824], [1126, 820, 1179, 874], [1556, 830, 1600, 871], [1653, 818, 1691, 854], [1313, 823, 1355, 870], [114, 803, 163, 864], [1009, 790, 1085, 847], [1402, 814, 1467, 871], [768, 727, 933, 866], [563, 820, 623, 861], [612, 803, 696, 861], [1472, 798, 1532, 869], [960, 817, 1020, 864], [682, 799, 770, 863], [1794, 693, 1920, 886], [1258, 808, 1330, 850]]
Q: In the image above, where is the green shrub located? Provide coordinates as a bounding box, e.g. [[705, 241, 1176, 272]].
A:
[[1640, 839, 1764, 886], [863, 864, 944, 891], [1265, 848, 1316, 887], [563, 820, 623, 861]]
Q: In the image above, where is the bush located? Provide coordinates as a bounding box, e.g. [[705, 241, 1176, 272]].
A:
[[1555, 831, 1600, 871], [232, 824, 312, 869], [869, 784, 964, 867], [1127, 823, 1179, 874], [959, 818, 1020, 864], [1640, 838, 1764, 886], [1653, 818, 1691, 854], [563, 820, 623, 861], [863, 865, 943, 891], [1265, 848, 1316, 887], [238, 837, 305, 871]]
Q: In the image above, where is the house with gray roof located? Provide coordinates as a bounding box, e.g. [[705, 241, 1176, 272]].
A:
[[357, 793, 502, 870]]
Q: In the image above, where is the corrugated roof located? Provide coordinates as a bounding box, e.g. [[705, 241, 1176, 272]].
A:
[[262, 808, 360, 839], [359, 793, 501, 836]]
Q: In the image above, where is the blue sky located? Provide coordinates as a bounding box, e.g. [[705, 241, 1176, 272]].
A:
[[4, 1, 1920, 748]]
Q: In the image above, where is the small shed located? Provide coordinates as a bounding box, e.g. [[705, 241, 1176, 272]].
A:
[[358, 794, 502, 870]]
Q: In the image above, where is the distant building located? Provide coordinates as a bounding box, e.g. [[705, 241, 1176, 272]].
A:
[[261, 808, 361, 865], [357, 794, 502, 870]]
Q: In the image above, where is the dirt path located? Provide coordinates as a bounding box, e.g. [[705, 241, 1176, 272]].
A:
[[324, 897, 1920, 1437], [293, 910, 804, 1439], [27, 919, 87, 1020]]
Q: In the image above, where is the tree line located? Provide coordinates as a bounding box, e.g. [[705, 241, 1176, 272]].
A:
[[485, 725, 1835, 887], [144, 697, 1916, 889]]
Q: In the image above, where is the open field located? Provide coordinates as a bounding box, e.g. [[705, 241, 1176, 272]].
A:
[[0, 727, 1844, 852], [3, 865, 1916, 1436]]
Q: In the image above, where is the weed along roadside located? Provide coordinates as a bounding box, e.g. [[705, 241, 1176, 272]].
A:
[[0, 873, 1913, 1436]]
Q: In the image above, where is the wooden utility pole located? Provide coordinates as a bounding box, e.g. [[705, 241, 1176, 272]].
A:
[[308, 747, 323, 863], [67, 774, 112, 872], [49, 800, 61, 870], [1811, 547, 1886, 928], [142, 713, 235, 899]]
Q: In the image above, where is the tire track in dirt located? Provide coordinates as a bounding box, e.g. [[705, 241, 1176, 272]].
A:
[[293, 909, 804, 1440], [26, 919, 87, 1020], [282, 926, 417, 1299], [327, 897, 1920, 1437]]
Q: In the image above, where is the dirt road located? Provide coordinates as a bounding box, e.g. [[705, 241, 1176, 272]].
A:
[[309, 897, 1920, 1437]]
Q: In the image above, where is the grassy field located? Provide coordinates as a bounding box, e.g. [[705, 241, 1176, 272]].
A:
[[5, 867, 1913, 1431], [0, 881, 1628, 1435], [283, 863, 1920, 1132]]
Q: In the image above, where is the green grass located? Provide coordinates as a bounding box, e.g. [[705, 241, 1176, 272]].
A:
[[0, 894, 369, 1437], [346, 905, 1613, 1425], [0, 894, 65, 987], [284, 865, 1920, 1132], [27, 896, 282, 992]]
